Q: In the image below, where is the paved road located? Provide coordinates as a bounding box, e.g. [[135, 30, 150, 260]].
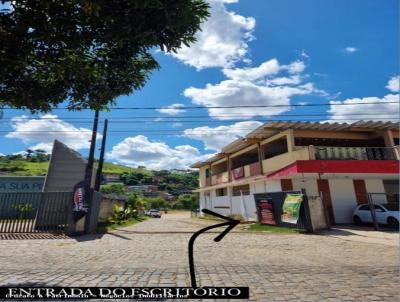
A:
[[0, 212, 399, 301]]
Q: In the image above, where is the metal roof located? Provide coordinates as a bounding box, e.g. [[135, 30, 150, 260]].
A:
[[190, 120, 400, 168]]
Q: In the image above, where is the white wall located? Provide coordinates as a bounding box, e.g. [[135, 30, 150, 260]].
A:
[[265, 180, 282, 192], [329, 179, 358, 223], [293, 179, 319, 196], [199, 192, 205, 212], [251, 181, 266, 194], [231, 195, 257, 220], [365, 179, 387, 204]]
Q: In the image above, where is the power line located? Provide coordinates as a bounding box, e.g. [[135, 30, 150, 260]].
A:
[[1, 122, 399, 133], [0, 113, 398, 122], [1, 101, 399, 110]]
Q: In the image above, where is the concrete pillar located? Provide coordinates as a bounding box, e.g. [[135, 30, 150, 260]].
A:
[[228, 185, 233, 215], [382, 130, 395, 148], [257, 142, 264, 175], [286, 129, 295, 152], [309, 145, 316, 160], [382, 130, 399, 160], [227, 154, 232, 182]]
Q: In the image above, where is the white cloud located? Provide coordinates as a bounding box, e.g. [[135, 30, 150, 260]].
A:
[[300, 50, 309, 59], [329, 76, 400, 122], [267, 75, 302, 86], [222, 59, 305, 82], [386, 76, 399, 93], [222, 59, 280, 81], [344, 47, 358, 53], [171, 0, 255, 69], [328, 94, 399, 122], [107, 135, 211, 170], [184, 59, 321, 120], [284, 60, 306, 74], [156, 103, 186, 115], [6, 115, 100, 153], [183, 121, 262, 151]]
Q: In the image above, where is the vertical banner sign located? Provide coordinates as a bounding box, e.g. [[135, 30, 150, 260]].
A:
[[72, 180, 90, 221], [281, 193, 303, 224], [258, 198, 276, 225]]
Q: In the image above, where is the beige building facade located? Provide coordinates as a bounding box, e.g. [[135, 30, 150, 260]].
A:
[[192, 121, 400, 224]]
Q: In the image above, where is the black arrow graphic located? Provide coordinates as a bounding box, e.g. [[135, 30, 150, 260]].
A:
[[188, 209, 240, 288]]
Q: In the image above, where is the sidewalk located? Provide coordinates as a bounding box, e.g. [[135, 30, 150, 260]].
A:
[[321, 226, 399, 246]]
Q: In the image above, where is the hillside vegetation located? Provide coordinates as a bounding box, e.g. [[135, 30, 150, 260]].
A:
[[0, 158, 198, 193], [0, 154, 199, 197], [0, 155, 154, 177]]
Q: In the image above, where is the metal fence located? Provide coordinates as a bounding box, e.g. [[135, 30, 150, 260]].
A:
[[0, 192, 73, 233], [315, 146, 396, 160]]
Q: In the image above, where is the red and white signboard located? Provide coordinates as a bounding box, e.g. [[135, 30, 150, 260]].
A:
[[258, 199, 276, 225]]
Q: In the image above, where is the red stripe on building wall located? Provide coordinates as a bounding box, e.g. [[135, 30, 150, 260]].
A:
[[317, 179, 335, 224], [267, 160, 400, 179], [296, 160, 400, 174], [281, 179, 293, 191], [353, 180, 368, 205]]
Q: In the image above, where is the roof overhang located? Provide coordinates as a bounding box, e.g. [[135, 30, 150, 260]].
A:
[[190, 121, 400, 168]]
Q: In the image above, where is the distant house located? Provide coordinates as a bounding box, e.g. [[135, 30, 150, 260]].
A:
[[192, 121, 399, 224], [102, 173, 121, 183], [99, 193, 127, 219], [127, 185, 158, 196]]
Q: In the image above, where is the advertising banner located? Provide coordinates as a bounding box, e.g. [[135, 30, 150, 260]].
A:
[[72, 180, 90, 221], [281, 193, 303, 224], [258, 198, 276, 225]]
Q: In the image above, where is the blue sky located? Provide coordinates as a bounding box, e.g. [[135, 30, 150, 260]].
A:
[[1, 0, 399, 170]]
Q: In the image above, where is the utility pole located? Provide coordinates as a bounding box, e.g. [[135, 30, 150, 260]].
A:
[[85, 109, 99, 186], [95, 118, 108, 191]]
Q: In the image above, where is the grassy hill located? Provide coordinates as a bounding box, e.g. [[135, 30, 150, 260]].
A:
[[102, 162, 153, 176], [0, 158, 198, 195], [0, 159, 149, 176]]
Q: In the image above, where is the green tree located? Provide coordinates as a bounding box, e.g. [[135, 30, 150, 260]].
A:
[[100, 183, 125, 195], [141, 197, 166, 210], [0, 1, 209, 111], [25, 149, 33, 160], [175, 194, 198, 210]]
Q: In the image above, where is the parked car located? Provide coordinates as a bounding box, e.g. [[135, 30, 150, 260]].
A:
[[353, 204, 399, 228], [148, 209, 162, 218]]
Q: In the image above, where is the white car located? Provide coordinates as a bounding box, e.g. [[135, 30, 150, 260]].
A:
[[353, 204, 399, 228], [148, 209, 162, 218]]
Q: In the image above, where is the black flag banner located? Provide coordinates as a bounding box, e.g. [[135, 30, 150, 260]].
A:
[[0, 287, 250, 300]]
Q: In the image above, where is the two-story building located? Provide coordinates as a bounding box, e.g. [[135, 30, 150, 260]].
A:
[[191, 121, 399, 224]]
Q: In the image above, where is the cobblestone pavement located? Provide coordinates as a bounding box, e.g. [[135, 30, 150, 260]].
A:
[[0, 212, 399, 301]]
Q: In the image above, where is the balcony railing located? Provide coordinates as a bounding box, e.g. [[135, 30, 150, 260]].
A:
[[231, 162, 262, 180], [211, 171, 229, 185], [314, 146, 397, 160]]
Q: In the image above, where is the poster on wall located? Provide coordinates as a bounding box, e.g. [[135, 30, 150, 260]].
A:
[[281, 194, 303, 224], [258, 199, 276, 225]]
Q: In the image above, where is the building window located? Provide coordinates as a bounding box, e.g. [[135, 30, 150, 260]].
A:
[[232, 185, 250, 196], [205, 168, 210, 178], [216, 188, 227, 197], [204, 191, 211, 198]]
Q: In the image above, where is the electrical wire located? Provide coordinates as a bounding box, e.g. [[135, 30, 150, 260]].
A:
[[1, 101, 399, 110]]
